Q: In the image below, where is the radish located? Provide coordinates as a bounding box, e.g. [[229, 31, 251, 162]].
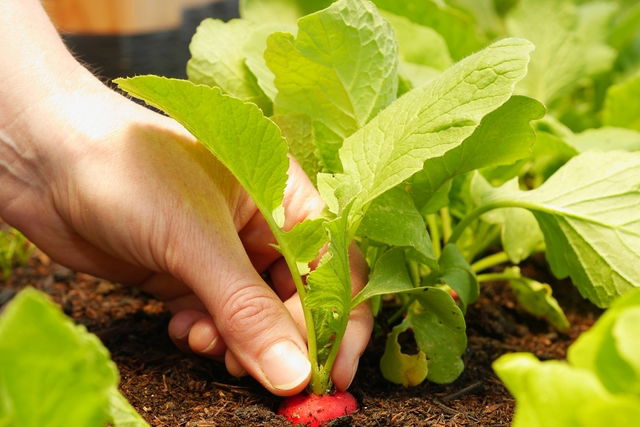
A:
[[277, 391, 359, 426]]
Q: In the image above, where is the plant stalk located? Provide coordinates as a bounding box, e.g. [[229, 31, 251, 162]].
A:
[[471, 251, 510, 273]]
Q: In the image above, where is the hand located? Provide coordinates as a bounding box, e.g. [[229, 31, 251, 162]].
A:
[[0, 67, 372, 396]]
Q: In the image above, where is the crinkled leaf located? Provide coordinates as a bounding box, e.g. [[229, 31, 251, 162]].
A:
[[569, 289, 640, 395], [603, 75, 640, 131], [265, 0, 398, 171], [304, 215, 352, 366], [323, 38, 534, 220], [352, 248, 414, 308], [410, 95, 544, 212], [380, 322, 428, 387], [372, 0, 483, 60], [115, 76, 289, 227], [0, 288, 119, 426], [567, 127, 640, 153], [357, 187, 434, 265], [271, 113, 321, 182], [506, 0, 616, 104], [410, 287, 466, 383], [505, 267, 569, 330], [187, 19, 270, 111], [243, 23, 296, 100], [475, 151, 640, 307]]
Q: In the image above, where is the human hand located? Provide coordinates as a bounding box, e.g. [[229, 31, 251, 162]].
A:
[[0, 67, 372, 396]]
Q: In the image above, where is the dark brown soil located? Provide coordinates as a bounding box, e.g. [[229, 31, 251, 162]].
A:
[[1, 251, 600, 426]]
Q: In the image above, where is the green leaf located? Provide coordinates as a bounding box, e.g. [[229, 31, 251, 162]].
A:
[[379, 11, 452, 71], [270, 113, 321, 183], [108, 389, 149, 427], [430, 244, 479, 312], [380, 322, 429, 387], [505, 267, 569, 330], [603, 76, 640, 131], [410, 287, 466, 383], [506, 0, 617, 104], [351, 248, 415, 308], [265, 0, 398, 171], [115, 76, 289, 227], [187, 19, 270, 111], [304, 215, 352, 368], [240, 0, 331, 24], [357, 187, 434, 265], [280, 218, 327, 263], [568, 289, 640, 395], [410, 95, 544, 212], [566, 127, 640, 153], [0, 288, 119, 427], [372, 0, 483, 60], [475, 151, 640, 307], [243, 23, 296, 101], [495, 289, 640, 427], [324, 38, 534, 219]]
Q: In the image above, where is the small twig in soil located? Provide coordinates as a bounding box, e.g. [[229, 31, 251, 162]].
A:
[[442, 381, 483, 402], [433, 400, 480, 424]]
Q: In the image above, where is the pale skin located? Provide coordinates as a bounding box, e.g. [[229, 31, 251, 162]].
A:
[[0, 0, 372, 396]]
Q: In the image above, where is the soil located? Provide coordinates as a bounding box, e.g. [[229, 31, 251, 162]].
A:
[[1, 250, 601, 427]]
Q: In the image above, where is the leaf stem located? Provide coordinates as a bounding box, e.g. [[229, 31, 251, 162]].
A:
[[476, 269, 521, 283], [440, 207, 452, 243], [471, 251, 510, 273], [426, 214, 441, 259]]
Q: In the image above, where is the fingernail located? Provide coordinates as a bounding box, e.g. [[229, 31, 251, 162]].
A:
[[201, 337, 218, 354], [259, 341, 311, 391], [346, 359, 359, 389]]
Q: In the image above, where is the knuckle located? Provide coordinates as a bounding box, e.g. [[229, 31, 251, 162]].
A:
[[221, 282, 279, 337]]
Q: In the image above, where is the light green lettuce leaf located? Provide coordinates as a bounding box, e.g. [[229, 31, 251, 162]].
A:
[[603, 75, 640, 131], [322, 38, 534, 220], [357, 187, 434, 265], [109, 389, 149, 427], [0, 288, 120, 427], [279, 219, 327, 266], [506, 0, 617, 104], [115, 76, 289, 227], [187, 19, 269, 111], [270, 113, 321, 182], [372, 0, 483, 60], [240, 0, 331, 24], [265, 0, 398, 172], [475, 151, 640, 307]]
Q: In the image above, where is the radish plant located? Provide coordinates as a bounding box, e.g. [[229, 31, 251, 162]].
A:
[[116, 0, 640, 421]]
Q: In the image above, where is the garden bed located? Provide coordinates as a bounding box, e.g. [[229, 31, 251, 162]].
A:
[[1, 250, 599, 426]]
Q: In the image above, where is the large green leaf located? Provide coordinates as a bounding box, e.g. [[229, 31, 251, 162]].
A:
[[410, 95, 544, 212], [270, 113, 321, 182], [240, 0, 332, 24], [322, 38, 534, 220], [187, 19, 269, 111], [372, 0, 483, 60], [0, 289, 119, 427], [380, 322, 429, 387], [475, 151, 640, 307], [566, 127, 640, 153], [115, 76, 289, 226], [506, 0, 617, 104], [603, 76, 640, 131], [265, 0, 398, 171]]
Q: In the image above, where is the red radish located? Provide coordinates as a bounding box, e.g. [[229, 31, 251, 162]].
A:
[[277, 391, 359, 426]]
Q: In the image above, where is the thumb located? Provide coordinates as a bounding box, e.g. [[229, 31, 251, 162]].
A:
[[176, 221, 311, 396]]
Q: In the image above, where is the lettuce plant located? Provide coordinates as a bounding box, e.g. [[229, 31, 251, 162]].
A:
[[116, 0, 640, 393], [0, 288, 148, 426], [494, 288, 640, 427]]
